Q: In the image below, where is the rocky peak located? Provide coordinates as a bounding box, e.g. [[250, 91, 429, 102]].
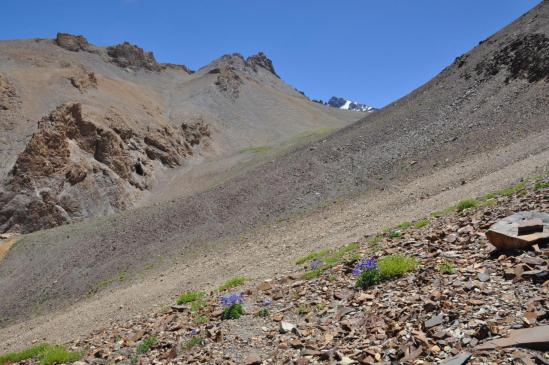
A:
[[106, 42, 161, 72], [55, 32, 91, 52], [246, 52, 279, 77]]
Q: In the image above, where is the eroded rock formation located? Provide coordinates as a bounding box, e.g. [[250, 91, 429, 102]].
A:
[[0, 73, 17, 111], [210, 66, 243, 100], [247, 52, 279, 77], [69, 71, 98, 93], [0, 103, 210, 233], [55, 33, 91, 52], [106, 42, 161, 71]]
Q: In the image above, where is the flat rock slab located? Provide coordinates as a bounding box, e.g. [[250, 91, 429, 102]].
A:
[[475, 325, 549, 351], [486, 211, 549, 251], [441, 352, 472, 365]]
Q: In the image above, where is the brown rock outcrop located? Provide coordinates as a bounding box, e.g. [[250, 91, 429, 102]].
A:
[[106, 42, 161, 71], [0, 73, 17, 111], [212, 66, 243, 100], [247, 52, 279, 77], [69, 71, 98, 93], [0, 103, 210, 233], [55, 33, 91, 52]]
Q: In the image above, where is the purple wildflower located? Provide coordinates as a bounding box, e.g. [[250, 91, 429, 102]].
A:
[[220, 293, 243, 308], [352, 257, 378, 276], [262, 299, 272, 306], [190, 328, 200, 335], [310, 259, 322, 270]]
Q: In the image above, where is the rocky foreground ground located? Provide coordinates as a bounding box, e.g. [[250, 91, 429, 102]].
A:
[[10, 176, 549, 365]]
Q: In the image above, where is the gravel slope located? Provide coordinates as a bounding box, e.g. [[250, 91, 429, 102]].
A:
[[0, 1, 548, 330]]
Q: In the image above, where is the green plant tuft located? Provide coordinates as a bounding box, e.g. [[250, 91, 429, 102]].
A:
[[176, 291, 204, 305], [438, 260, 456, 274], [397, 221, 412, 230], [182, 336, 204, 351], [535, 182, 549, 190], [218, 276, 246, 291], [414, 219, 430, 229], [356, 267, 381, 289], [137, 336, 157, 354], [222, 303, 244, 320], [39, 346, 82, 365], [0, 344, 82, 365], [258, 308, 269, 318], [302, 268, 324, 280], [455, 199, 477, 212], [295, 248, 330, 265], [194, 315, 209, 324], [378, 254, 418, 279]]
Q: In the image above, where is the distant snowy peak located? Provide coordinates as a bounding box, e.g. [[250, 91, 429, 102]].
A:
[[327, 96, 376, 112]]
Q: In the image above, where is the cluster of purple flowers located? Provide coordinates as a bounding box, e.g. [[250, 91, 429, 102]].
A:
[[220, 293, 243, 308], [310, 259, 322, 270], [352, 257, 378, 276]]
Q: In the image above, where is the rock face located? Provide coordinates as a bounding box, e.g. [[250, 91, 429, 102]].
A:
[[474, 33, 549, 83], [69, 71, 98, 93], [0, 73, 17, 111], [211, 66, 243, 100], [485, 211, 549, 250], [106, 42, 161, 71], [0, 103, 210, 233], [247, 52, 279, 77], [55, 33, 91, 52]]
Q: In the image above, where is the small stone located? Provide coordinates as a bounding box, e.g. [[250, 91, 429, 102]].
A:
[[478, 272, 490, 282], [279, 321, 297, 334], [244, 353, 262, 365], [257, 281, 273, 291], [440, 352, 472, 365], [425, 314, 444, 328]]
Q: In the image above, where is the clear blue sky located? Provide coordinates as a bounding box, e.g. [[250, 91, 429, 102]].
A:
[[1, 0, 541, 107]]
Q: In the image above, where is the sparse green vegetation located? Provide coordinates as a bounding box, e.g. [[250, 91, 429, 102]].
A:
[[182, 336, 204, 351], [222, 303, 244, 320], [455, 198, 478, 212], [322, 242, 359, 266], [397, 221, 412, 230], [535, 182, 549, 190], [356, 254, 418, 289], [118, 271, 127, 282], [295, 248, 331, 265], [176, 291, 204, 305], [497, 183, 525, 197], [438, 260, 456, 274], [378, 254, 418, 280], [297, 304, 311, 315], [194, 315, 209, 324], [0, 344, 82, 365], [137, 336, 157, 354], [39, 346, 82, 365], [414, 219, 430, 229], [483, 192, 497, 200], [258, 308, 269, 317], [190, 299, 206, 313], [218, 276, 246, 291], [302, 268, 324, 280], [356, 267, 382, 288]]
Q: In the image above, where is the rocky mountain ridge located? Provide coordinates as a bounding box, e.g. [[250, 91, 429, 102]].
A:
[[0, 33, 359, 233]]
